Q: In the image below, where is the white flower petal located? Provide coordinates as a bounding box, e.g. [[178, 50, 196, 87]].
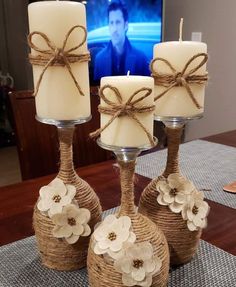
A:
[[117, 228, 130, 243], [81, 224, 91, 236], [193, 215, 204, 228], [139, 275, 152, 287], [66, 184, 76, 198], [108, 248, 125, 260], [49, 204, 63, 216], [52, 226, 67, 238], [119, 216, 131, 229], [132, 267, 146, 281], [52, 224, 73, 238], [98, 238, 111, 250], [175, 193, 186, 204], [104, 214, 117, 224], [110, 240, 123, 252], [76, 208, 91, 224], [94, 243, 107, 255], [60, 195, 73, 207], [200, 218, 207, 229], [122, 274, 136, 286], [159, 182, 171, 194], [51, 213, 67, 226], [153, 257, 162, 274], [37, 199, 50, 212], [143, 259, 156, 273], [127, 232, 136, 243], [187, 220, 197, 231], [187, 209, 194, 221], [163, 193, 174, 204], [72, 224, 84, 236], [65, 234, 80, 244], [157, 194, 168, 206], [50, 178, 67, 196], [39, 186, 52, 199], [121, 258, 132, 274], [169, 202, 183, 213]]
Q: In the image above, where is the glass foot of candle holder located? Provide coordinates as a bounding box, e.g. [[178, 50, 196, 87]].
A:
[[33, 117, 102, 271], [139, 115, 205, 266], [87, 138, 170, 287]]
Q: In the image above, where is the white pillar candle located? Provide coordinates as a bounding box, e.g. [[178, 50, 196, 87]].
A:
[[153, 41, 207, 118], [100, 76, 154, 147], [28, 1, 90, 120]]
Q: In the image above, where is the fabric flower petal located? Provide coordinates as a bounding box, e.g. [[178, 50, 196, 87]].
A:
[[169, 202, 183, 213], [65, 234, 80, 244], [81, 224, 91, 237], [187, 220, 197, 231], [132, 267, 146, 282]]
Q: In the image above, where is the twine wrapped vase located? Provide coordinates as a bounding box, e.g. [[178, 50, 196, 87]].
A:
[[33, 127, 102, 270], [139, 126, 208, 266], [87, 158, 170, 287]]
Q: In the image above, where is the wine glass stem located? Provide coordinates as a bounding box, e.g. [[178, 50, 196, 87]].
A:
[[163, 125, 183, 178]]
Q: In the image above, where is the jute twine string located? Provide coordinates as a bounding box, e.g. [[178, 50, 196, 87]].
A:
[[162, 126, 183, 178], [138, 126, 201, 265], [150, 53, 208, 108], [87, 159, 170, 286], [89, 85, 155, 146], [33, 127, 102, 271], [28, 25, 90, 97]]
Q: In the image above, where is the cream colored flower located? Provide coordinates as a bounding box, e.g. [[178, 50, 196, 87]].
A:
[[51, 204, 91, 244], [114, 242, 162, 287], [93, 214, 136, 259], [182, 190, 210, 231], [37, 178, 76, 217], [156, 173, 195, 213]]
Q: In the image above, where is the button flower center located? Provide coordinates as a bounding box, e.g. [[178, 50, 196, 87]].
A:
[[108, 232, 117, 241], [52, 195, 61, 203], [170, 188, 178, 196], [67, 217, 76, 226], [133, 259, 144, 269], [192, 205, 199, 215]]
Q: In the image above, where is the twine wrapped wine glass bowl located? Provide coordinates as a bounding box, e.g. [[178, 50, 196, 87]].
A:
[[33, 125, 102, 270], [139, 35, 210, 265], [87, 76, 170, 287]]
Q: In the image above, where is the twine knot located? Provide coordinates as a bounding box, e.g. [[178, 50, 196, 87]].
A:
[[90, 85, 155, 146], [150, 53, 208, 109], [28, 25, 91, 97]]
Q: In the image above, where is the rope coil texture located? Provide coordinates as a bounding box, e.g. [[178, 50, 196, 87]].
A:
[[87, 159, 170, 286], [33, 127, 102, 271], [139, 126, 201, 265]]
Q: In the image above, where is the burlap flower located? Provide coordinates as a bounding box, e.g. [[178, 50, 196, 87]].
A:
[[156, 173, 195, 213], [114, 241, 162, 287], [182, 190, 210, 231], [51, 204, 91, 244], [93, 214, 136, 259], [37, 178, 76, 217]]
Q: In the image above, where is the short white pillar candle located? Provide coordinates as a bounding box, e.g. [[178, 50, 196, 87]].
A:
[[100, 75, 154, 147]]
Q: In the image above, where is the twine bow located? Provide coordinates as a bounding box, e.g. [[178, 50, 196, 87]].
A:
[[150, 53, 208, 109], [90, 85, 155, 146], [28, 25, 90, 97]]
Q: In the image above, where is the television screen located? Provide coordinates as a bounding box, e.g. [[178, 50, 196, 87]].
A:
[[83, 0, 164, 85]]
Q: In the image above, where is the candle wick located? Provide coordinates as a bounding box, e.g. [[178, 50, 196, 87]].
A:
[[127, 70, 130, 77], [179, 18, 183, 42]]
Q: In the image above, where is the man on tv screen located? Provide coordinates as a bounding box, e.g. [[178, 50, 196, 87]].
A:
[[94, 0, 150, 82]]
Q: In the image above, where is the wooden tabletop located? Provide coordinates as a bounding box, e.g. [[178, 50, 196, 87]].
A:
[[0, 130, 236, 256]]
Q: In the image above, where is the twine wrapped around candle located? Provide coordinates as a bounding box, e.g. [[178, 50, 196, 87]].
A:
[[89, 84, 155, 146], [28, 25, 90, 97], [150, 53, 208, 108]]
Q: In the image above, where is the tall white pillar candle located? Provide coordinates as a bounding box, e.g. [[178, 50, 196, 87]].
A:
[[153, 41, 207, 117], [100, 76, 154, 147], [28, 1, 90, 120]]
